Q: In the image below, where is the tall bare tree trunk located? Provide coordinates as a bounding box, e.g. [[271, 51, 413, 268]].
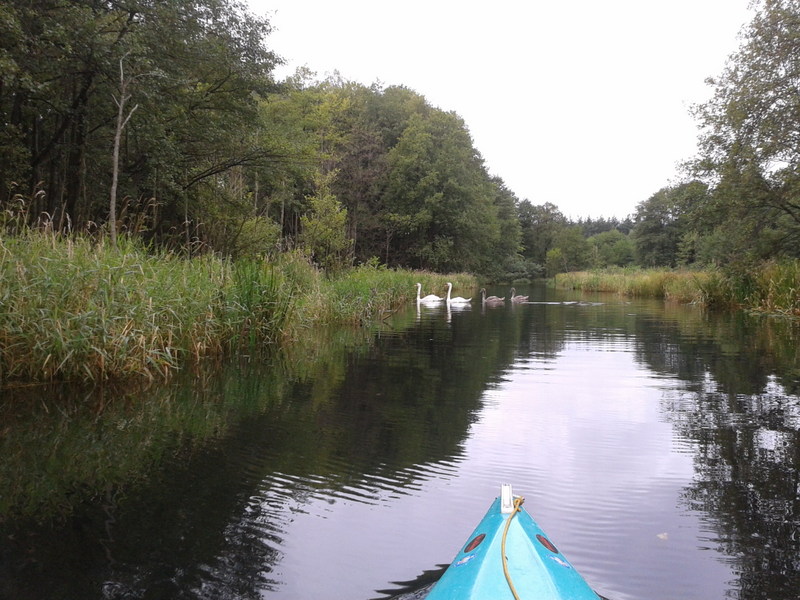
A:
[[110, 56, 138, 247]]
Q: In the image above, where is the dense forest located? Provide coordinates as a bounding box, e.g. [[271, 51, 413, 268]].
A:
[[2, 0, 800, 280]]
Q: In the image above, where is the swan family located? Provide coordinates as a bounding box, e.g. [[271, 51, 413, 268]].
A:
[[416, 283, 530, 307]]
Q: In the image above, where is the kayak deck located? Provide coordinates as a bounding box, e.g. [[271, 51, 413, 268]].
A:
[[425, 486, 600, 600]]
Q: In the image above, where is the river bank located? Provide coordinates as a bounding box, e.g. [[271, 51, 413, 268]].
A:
[[555, 264, 800, 317], [0, 231, 475, 385]]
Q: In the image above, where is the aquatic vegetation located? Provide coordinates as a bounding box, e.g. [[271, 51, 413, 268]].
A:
[[0, 232, 474, 384], [722, 260, 800, 317], [556, 268, 707, 302], [555, 265, 800, 316]]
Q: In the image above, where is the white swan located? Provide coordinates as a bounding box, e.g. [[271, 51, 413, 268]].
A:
[[446, 282, 471, 304], [480, 288, 505, 306], [416, 282, 443, 304], [510, 287, 529, 303]]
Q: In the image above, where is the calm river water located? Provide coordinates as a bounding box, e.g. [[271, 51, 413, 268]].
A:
[[1, 282, 799, 600]]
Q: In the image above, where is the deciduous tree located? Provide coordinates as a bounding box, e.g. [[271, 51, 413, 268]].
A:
[[632, 182, 707, 267], [517, 201, 567, 265], [692, 0, 800, 257]]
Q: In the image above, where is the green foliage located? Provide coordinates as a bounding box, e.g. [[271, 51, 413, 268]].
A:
[[545, 226, 590, 275], [1, 0, 279, 243], [518, 201, 567, 265], [4, 0, 800, 286], [300, 171, 353, 273], [632, 181, 708, 267], [545, 248, 566, 278], [482, 254, 543, 283], [0, 229, 287, 382], [383, 110, 501, 272], [689, 165, 792, 265], [252, 79, 521, 276], [588, 229, 635, 268], [236, 217, 283, 258], [691, 0, 800, 260], [489, 177, 523, 262], [578, 215, 635, 236]]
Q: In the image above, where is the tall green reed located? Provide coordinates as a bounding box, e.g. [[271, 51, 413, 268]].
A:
[[1, 232, 225, 381], [556, 264, 800, 316], [1, 230, 472, 384], [227, 259, 294, 346], [733, 260, 800, 317]]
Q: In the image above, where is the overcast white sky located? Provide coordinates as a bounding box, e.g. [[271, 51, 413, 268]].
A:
[[249, 1, 752, 220]]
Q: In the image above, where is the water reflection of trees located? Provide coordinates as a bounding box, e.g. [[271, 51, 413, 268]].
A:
[[507, 295, 800, 600], [667, 383, 800, 600], [445, 294, 799, 599], [619, 307, 800, 600]]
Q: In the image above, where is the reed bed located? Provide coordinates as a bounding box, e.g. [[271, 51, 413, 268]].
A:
[[2, 233, 225, 381], [726, 260, 800, 317], [0, 232, 473, 384], [556, 265, 800, 316], [557, 268, 710, 303]]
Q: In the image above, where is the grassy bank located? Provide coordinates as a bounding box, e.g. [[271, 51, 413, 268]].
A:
[[0, 231, 475, 384], [556, 264, 800, 317], [555, 268, 713, 303]]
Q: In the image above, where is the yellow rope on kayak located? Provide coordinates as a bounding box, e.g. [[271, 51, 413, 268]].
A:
[[501, 495, 525, 600]]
